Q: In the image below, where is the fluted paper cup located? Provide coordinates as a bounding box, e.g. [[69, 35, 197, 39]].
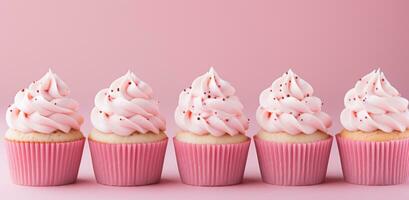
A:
[[336, 135, 409, 185], [88, 138, 168, 186], [254, 136, 333, 186], [5, 138, 85, 186], [173, 138, 250, 186]]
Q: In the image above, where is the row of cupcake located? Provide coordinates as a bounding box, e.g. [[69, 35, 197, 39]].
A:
[[4, 68, 409, 186]]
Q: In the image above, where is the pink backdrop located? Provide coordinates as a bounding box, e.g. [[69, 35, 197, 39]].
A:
[[1, 0, 409, 199]]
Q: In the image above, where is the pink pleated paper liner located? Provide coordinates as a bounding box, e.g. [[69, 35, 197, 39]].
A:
[[254, 136, 333, 186], [88, 138, 168, 186], [173, 138, 250, 186], [336, 135, 409, 185], [5, 138, 85, 186]]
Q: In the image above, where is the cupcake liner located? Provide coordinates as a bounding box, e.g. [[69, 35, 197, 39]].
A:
[[5, 138, 85, 186], [254, 136, 333, 186], [336, 135, 409, 185], [88, 138, 168, 186], [173, 138, 250, 186]]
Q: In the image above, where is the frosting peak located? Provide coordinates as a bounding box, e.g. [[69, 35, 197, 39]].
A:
[[6, 69, 83, 133], [175, 67, 249, 136], [340, 69, 409, 132], [256, 69, 331, 135], [91, 71, 166, 136]]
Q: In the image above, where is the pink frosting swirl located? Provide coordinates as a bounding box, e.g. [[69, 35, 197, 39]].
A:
[[256, 69, 331, 135], [6, 69, 83, 133], [91, 71, 166, 136], [175, 67, 249, 136], [340, 69, 409, 132]]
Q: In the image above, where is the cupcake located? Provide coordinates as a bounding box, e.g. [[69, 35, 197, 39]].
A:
[[88, 71, 167, 186], [174, 67, 250, 186], [5, 69, 85, 186], [254, 69, 333, 186], [338, 69, 409, 185]]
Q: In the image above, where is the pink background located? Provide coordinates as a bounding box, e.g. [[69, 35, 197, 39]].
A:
[[1, 0, 409, 199]]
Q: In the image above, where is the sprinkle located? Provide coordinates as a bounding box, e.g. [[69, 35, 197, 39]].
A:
[[381, 78, 385, 82], [281, 97, 285, 100], [197, 117, 200, 120], [376, 88, 378, 90], [280, 84, 282, 87], [300, 118, 303, 121], [248, 118, 250, 121], [117, 88, 120, 92], [208, 95, 211, 98], [111, 89, 114, 92], [203, 91, 206, 94], [306, 94, 310, 97], [21, 89, 25, 92], [279, 89, 282, 92], [365, 116, 368, 119], [222, 98, 226, 101], [128, 81, 132, 85], [36, 90, 39, 93], [54, 103, 57, 105], [189, 86, 192, 89], [295, 76, 298, 79], [120, 118, 123, 121], [270, 89, 273, 92], [286, 94, 290, 97], [9, 109, 12, 112], [225, 119, 229, 122], [99, 111, 102, 113], [183, 89, 186, 92]]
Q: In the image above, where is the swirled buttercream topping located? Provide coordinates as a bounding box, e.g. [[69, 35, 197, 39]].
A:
[[6, 69, 83, 133], [340, 69, 409, 132], [91, 71, 165, 136], [175, 67, 249, 136], [256, 69, 331, 135]]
